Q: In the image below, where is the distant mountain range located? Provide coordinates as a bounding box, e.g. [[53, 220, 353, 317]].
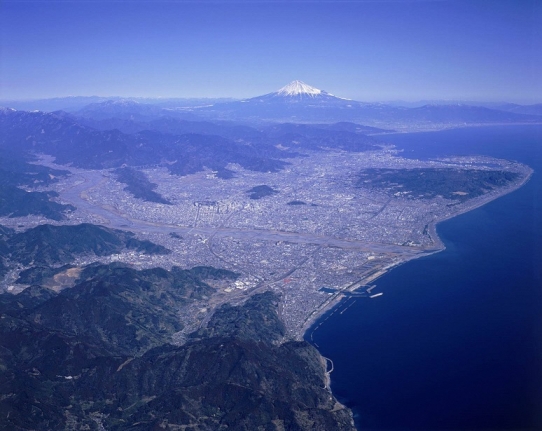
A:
[[76, 99, 201, 121], [0, 106, 382, 217], [0, 81, 540, 219], [0, 96, 236, 113], [2, 81, 540, 129], [191, 81, 542, 126], [486, 102, 542, 116], [1, 81, 539, 430], [0, 107, 381, 175]]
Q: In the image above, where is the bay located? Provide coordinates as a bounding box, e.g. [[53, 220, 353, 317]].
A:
[[309, 125, 542, 430]]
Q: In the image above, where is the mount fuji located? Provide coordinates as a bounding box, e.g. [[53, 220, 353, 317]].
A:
[[194, 80, 382, 123], [276, 80, 327, 97], [238, 80, 358, 106], [193, 80, 542, 127], [254, 80, 349, 102]]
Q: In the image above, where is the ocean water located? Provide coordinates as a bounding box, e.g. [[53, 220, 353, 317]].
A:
[[309, 125, 542, 430]]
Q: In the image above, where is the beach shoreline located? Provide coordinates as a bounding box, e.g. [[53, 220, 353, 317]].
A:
[[301, 162, 534, 342]]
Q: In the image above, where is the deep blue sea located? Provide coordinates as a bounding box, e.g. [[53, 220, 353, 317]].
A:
[[309, 125, 542, 431]]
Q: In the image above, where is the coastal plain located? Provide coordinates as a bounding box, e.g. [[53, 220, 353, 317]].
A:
[[2, 147, 531, 340]]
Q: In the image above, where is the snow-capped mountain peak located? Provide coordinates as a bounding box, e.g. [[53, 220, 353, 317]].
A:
[[276, 80, 323, 97]]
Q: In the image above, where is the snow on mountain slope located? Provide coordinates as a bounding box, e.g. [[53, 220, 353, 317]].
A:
[[276, 80, 324, 97]]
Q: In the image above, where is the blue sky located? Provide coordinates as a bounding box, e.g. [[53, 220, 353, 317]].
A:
[[1, 0, 541, 102]]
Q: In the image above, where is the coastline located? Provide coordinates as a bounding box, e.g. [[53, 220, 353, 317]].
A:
[[368, 121, 542, 136], [301, 142, 535, 429], [301, 160, 534, 342]]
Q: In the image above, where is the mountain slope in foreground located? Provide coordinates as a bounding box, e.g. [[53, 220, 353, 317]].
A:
[[0, 266, 354, 430]]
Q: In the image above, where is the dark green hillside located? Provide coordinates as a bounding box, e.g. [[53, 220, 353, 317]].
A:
[[0, 187, 73, 220], [25, 264, 221, 355], [0, 150, 74, 220], [191, 291, 285, 343], [15, 264, 75, 285], [246, 184, 278, 199], [0, 268, 353, 430], [0, 223, 169, 281], [7, 223, 169, 266], [264, 122, 380, 152], [357, 168, 519, 201], [92, 299, 353, 430], [114, 166, 171, 204], [0, 109, 293, 176]]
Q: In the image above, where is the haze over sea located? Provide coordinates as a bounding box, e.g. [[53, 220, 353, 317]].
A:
[[310, 125, 542, 431]]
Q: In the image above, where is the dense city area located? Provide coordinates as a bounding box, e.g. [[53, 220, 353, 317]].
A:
[[0, 149, 531, 337]]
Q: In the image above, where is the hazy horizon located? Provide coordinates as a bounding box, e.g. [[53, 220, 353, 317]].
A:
[[1, 92, 542, 106], [1, 0, 541, 103]]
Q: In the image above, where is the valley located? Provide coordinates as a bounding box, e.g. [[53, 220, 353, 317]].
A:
[[0, 81, 537, 430], [2, 147, 530, 339]]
